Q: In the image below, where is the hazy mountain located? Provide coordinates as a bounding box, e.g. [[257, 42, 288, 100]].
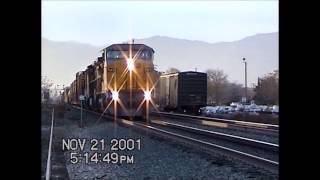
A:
[[42, 32, 278, 87]]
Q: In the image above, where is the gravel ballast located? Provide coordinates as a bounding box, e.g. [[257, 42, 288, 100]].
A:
[[56, 107, 278, 179]]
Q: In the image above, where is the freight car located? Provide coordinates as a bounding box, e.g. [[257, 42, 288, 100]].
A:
[[157, 71, 207, 114], [65, 43, 159, 118]]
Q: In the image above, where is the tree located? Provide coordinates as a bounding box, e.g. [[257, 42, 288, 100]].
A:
[[166, 67, 180, 74], [254, 70, 279, 105], [42, 76, 53, 91], [42, 76, 53, 103], [206, 69, 229, 105], [225, 82, 243, 104]]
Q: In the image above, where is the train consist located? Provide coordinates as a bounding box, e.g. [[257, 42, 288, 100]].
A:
[[156, 71, 207, 113], [63, 43, 159, 117], [63, 43, 208, 117]]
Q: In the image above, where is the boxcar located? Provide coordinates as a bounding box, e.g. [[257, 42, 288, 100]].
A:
[[158, 71, 207, 113]]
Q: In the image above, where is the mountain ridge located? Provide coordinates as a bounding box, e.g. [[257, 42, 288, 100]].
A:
[[42, 32, 278, 87]]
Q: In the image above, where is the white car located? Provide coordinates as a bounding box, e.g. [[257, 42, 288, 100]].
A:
[[259, 105, 269, 112], [225, 106, 235, 113], [247, 103, 262, 112], [244, 105, 252, 112], [272, 105, 279, 113], [235, 104, 244, 111], [216, 106, 232, 114], [201, 106, 218, 116]]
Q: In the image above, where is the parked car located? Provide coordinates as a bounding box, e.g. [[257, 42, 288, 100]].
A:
[[200, 104, 278, 116], [200, 106, 217, 116], [272, 105, 279, 114]]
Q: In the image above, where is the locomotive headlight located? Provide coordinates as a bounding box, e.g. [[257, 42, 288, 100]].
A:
[[112, 91, 119, 101], [127, 58, 134, 71], [144, 90, 151, 101]]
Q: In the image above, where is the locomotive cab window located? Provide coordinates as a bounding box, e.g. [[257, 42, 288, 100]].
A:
[[137, 50, 153, 61], [106, 49, 153, 61], [107, 50, 125, 59]]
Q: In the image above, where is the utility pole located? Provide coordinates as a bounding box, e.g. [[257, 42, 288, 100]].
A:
[[243, 58, 247, 103]]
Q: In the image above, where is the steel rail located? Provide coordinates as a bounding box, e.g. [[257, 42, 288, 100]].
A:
[[152, 111, 279, 131], [151, 120, 278, 152], [134, 121, 279, 173], [45, 108, 54, 180]]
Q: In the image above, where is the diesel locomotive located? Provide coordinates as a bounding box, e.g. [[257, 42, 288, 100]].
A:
[[64, 43, 159, 118]]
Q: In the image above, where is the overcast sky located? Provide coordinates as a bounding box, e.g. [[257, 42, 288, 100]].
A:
[[42, 1, 278, 46]]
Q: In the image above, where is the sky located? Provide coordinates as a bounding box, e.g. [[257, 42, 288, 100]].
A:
[[42, 1, 278, 46]]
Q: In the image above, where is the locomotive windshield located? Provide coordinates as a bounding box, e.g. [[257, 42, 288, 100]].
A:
[[139, 50, 153, 60], [107, 50, 153, 60], [107, 51, 123, 59]]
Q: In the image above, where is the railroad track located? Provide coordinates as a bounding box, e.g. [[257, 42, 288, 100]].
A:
[[133, 120, 278, 174], [151, 111, 279, 135], [43, 107, 69, 180], [70, 105, 278, 174], [149, 120, 278, 152], [45, 108, 54, 180]]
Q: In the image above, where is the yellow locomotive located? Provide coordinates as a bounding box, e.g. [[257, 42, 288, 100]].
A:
[[66, 43, 159, 118]]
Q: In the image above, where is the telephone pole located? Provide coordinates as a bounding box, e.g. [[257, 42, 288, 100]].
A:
[[243, 57, 247, 103]]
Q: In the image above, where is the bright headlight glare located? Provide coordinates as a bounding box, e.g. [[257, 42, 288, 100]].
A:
[[127, 58, 134, 71], [112, 91, 119, 101], [144, 91, 151, 101]]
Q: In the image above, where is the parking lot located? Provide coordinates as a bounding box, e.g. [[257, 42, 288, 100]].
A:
[[199, 102, 279, 125]]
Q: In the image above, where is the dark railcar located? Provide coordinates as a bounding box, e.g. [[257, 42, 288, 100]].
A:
[[159, 71, 207, 114]]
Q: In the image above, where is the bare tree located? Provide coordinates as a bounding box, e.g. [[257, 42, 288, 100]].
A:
[[42, 76, 53, 103], [166, 67, 180, 74], [206, 69, 229, 105], [225, 82, 243, 103], [42, 76, 53, 90], [254, 70, 279, 105]]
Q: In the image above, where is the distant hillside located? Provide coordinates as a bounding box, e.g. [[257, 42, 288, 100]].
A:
[[41, 38, 101, 86], [42, 32, 278, 86]]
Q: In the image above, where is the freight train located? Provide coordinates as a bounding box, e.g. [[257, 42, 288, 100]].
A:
[[156, 71, 207, 114], [63, 43, 159, 118]]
